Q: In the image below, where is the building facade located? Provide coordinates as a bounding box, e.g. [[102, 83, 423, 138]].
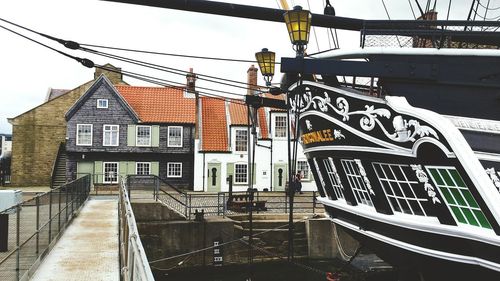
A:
[[7, 65, 125, 186], [65, 75, 196, 189], [193, 66, 315, 192]]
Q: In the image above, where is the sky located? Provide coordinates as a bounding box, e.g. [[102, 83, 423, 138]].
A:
[[0, 0, 479, 134]]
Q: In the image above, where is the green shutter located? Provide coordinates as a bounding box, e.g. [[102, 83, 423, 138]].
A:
[[127, 161, 136, 175], [127, 125, 136, 146], [152, 125, 160, 147], [227, 163, 234, 183], [94, 161, 103, 184], [119, 161, 128, 177], [151, 162, 159, 176]]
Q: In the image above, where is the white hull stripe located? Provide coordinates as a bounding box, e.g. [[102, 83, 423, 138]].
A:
[[318, 197, 500, 246], [332, 218, 500, 272]]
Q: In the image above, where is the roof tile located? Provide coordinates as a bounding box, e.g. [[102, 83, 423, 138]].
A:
[[115, 85, 195, 123], [201, 97, 229, 151]]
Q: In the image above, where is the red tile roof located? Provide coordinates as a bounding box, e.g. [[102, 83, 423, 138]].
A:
[[258, 107, 269, 139], [228, 101, 249, 125], [115, 85, 195, 123], [201, 97, 229, 151]]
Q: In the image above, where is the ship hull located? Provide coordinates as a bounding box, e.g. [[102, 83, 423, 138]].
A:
[[289, 81, 500, 278]]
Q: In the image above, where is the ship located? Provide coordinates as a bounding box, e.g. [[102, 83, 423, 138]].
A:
[[281, 18, 500, 281]]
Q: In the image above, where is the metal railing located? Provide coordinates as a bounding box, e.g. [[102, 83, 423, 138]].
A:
[[0, 175, 91, 281], [125, 175, 322, 220], [119, 177, 155, 281]]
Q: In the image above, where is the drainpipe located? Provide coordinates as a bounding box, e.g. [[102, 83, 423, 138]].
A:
[[202, 152, 206, 192]]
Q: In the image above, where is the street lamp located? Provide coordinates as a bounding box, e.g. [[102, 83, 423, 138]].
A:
[[255, 48, 276, 86], [283, 5, 312, 56]]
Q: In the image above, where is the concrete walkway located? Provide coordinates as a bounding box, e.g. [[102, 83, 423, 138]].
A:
[[30, 198, 119, 281]]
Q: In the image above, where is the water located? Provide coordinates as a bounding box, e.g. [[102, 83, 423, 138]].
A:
[[154, 260, 397, 281]]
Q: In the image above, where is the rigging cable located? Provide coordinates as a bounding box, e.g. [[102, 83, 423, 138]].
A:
[[84, 48, 252, 94], [446, 0, 452, 21], [96, 64, 249, 105], [80, 43, 270, 64], [408, 0, 418, 19], [380, 0, 403, 47], [478, 0, 500, 10], [306, 0, 321, 53], [96, 64, 244, 98], [0, 23, 93, 69], [0, 17, 267, 91]]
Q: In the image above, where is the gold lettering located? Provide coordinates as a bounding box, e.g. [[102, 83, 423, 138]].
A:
[[302, 129, 335, 145]]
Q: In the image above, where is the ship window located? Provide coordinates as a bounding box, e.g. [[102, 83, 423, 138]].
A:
[[426, 167, 492, 229], [373, 163, 428, 216], [341, 159, 374, 207], [312, 158, 328, 198], [323, 157, 344, 200]]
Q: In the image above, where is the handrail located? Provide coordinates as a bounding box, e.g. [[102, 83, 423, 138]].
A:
[[50, 142, 65, 188], [153, 175, 186, 195], [0, 175, 91, 280], [119, 177, 155, 281]]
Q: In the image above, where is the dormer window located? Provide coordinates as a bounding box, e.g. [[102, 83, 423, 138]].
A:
[[97, 99, 108, 108]]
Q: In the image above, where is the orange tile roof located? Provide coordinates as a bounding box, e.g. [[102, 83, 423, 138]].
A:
[[115, 85, 195, 123], [258, 108, 269, 139], [228, 100, 249, 125], [201, 97, 229, 151]]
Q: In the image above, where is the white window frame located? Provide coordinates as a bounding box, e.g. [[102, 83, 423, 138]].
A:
[[97, 99, 108, 108], [168, 126, 183, 147], [234, 128, 248, 153], [296, 160, 310, 180], [136, 125, 152, 147], [136, 162, 151, 175], [103, 124, 119, 146], [373, 162, 428, 216], [76, 124, 93, 146], [234, 163, 248, 184], [167, 162, 183, 178], [323, 157, 345, 200], [273, 114, 287, 139], [341, 159, 374, 208], [103, 162, 119, 184]]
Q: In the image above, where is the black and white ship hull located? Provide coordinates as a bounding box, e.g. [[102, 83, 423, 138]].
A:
[[289, 79, 500, 278]]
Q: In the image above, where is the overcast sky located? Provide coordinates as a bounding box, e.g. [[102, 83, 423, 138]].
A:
[[0, 0, 478, 134]]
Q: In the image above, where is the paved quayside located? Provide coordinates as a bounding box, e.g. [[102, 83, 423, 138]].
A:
[[31, 198, 119, 281]]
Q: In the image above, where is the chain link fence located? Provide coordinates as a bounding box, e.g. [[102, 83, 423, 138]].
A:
[[0, 175, 91, 281]]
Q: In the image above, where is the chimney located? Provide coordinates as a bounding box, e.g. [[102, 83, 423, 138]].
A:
[[247, 65, 258, 96], [186, 68, 200, 139], [186, 67, 197, 93], [94, 64, 125, 84]]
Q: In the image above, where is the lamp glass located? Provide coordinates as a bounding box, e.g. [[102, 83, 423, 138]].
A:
[[284, 6, 312, 50], [255, 48, 276, 85]]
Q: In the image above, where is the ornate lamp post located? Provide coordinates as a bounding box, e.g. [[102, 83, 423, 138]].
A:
[[283, 5, 312, 262], [255, 48, 276, 86], [283, 5, 312, 56]]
